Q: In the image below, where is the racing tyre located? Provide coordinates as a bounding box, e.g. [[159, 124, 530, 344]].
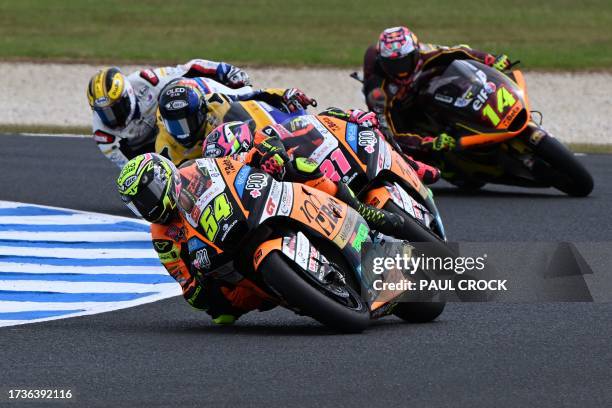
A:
[[534, 136, 593, 197], [382, 200, 450, 317], [383, 201, 454, 258], [261, 252, 370, 333]]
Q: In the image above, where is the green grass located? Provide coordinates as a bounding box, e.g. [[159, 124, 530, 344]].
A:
[[1, 0, 611, 69]]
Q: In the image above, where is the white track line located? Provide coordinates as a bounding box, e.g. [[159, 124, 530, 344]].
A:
[[0, 258, 168, 275], [0, 263, 166, 275], [0, 231, 151, 241], [18, 133, 89, 138], [0, 215, 137, 225], [0, 246, 156, 259], [0, 280, 175, 293]]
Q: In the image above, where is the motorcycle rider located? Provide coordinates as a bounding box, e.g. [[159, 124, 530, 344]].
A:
[[87, 59, 252, 168], [116, 153, 271, 325], [362, 26, 512, 155], [200, 109, 440, 235], [155, 78, 317, 165]]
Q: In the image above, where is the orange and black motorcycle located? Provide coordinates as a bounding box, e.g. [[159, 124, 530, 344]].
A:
[[280, 114, 449, 245], [179, 157, 444, 333], [353, 60, 593, 196], [413, 60, 593, 196]]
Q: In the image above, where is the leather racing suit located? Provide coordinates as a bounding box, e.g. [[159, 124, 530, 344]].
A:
[[363, 43, 504, 153], [93, 60, 252, 168]]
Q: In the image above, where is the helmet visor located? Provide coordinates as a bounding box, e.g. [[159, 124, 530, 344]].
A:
[[162, 113, 203, 147], [94, 93, 132, 128], [120, 175, 168, 222], [382, 53, 418, 80]]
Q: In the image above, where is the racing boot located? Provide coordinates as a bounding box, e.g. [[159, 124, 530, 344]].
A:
[[212, 314, 237, 325], [335, 181, 404, 237]]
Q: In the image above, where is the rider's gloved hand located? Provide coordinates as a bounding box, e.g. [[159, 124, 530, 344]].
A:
[[491, 54, 511, 71], [255, 137, 290, 179], [423, 133, 456, 152], [283, 88, 316, 112], [348, 109, 379, 128], [225, 66, 252, 88], [260, 152, 288, 179]]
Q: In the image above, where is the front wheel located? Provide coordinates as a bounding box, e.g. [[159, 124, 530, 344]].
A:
[[533, 136, 594, 197], [261, 252, 370, 333]]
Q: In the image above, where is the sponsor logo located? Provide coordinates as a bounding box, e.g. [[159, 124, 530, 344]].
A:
[[164, 100, 188, 110], [283, 235, 297, 260], [472, 87, 491, 111], [277, 184, 293, 216], [123, 175, 137, 189], [165, 86, 186, 98], [220, 219, 238, 242], [245, 173, 268, 198], [266, 197, 277, 215], [350, 223, 369, 251], [139, 69, 159, 86], [434, 93, 454, 104], [153, 239, 173, 253], [194, 248, 211, 269], [346, 122, 358, 150], [233, 166, 250, 198], [94, 96, 109, 105], [358, 130, 377, 154], [93, 130, 115, 144]]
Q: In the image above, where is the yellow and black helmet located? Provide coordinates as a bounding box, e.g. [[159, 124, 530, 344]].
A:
[[86, 67, 135, 128]]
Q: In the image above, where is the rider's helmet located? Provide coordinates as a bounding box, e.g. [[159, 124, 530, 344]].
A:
[[87, 67, 137, 128], [202, 121, 255, 158], [376, 26, 420, 82], [158, 80, 207, 148], [116, 153, 181, 224]]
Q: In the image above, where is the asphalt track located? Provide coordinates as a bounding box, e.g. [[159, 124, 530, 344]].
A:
[[1, 135, 611, 407]]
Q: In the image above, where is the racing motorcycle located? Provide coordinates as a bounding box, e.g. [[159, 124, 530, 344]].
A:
[[281, 114, 449, 246], [353, 61, 594, 196], [182, 158, 445, 333]]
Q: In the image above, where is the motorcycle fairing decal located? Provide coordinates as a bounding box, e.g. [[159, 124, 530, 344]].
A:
[[233, 166, 250, 199], [332, 209, 360, 250], [289, 185, 348, 242], [386, 183, 431, 225], [183, 159, 226, 229], [281, 233, 329, 278], [305, 115, 339, 163], [277, 182, 294, 217], [364, 186, 392, 209], [259, 179, 284, 223], [345, 122, 359, 153], [253, 238, 282, 271], [373, 136, 393, 176]]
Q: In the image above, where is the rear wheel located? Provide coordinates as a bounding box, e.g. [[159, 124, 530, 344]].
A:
[[533, 136, 593, 197], [382, 200, 448, 322], [261, 252, 370, 333]]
